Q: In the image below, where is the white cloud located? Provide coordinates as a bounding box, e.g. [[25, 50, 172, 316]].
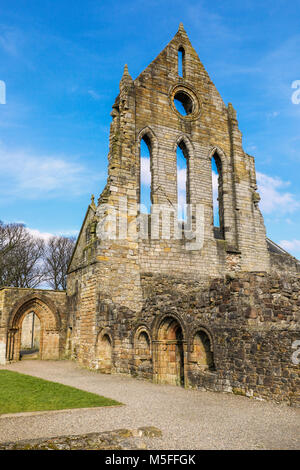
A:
[[212, 170, 218, 208], [279, 239, 300, 253], [0, 145, 103, 201], [26, 228, 54, 242], [256, 171, 299, 214], [87, 89, 101, 100], [177, 167, 186, 191], [140, 156, 151, 185], [177, 167, 186, 211], [26, 227, 79, 241]]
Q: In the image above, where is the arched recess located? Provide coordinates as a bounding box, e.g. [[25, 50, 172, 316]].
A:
[[133, 325, 152, 378], [208, 146, 227, 240], [190, 327, 215, 372], [96, 328, 113, 374], [6, 295, 61, 362], [134, 326, 151, 357], [153, 314, 186, 387]]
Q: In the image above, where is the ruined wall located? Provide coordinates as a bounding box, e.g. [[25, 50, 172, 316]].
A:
[[67, 258, 136, 371], [66, 24, 272, 368], [77, 272, 299, 405], [270, 252, 300, 276], [65, 25, 299, 406], [131, 25, 269, 276], [136, 272, 299, 405]]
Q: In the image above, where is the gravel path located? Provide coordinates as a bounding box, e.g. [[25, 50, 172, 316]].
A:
[[0, 360, 299, 450]]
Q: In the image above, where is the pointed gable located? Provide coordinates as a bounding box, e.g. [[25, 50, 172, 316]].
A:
[[68, 198, 97, 273], [134, 23, 226, 113]]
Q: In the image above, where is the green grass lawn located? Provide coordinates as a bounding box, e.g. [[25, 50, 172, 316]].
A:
[[0, 370, 122, 415]]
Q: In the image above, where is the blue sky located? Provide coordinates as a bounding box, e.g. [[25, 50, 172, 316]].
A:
[[0, 0, 299, 257]]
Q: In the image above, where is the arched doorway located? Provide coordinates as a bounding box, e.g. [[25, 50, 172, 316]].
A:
[[6, 295, 61, 362], [20, 312, 41, 359], [97, 332, 113, 373], [155, 316, 185, 386]]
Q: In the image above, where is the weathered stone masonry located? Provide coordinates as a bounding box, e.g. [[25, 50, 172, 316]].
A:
[[0, 24, 299, 405], [0, 288, 67, 364]]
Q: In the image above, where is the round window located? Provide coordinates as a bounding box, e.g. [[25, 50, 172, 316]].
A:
[[173, 91, 194, 116], [170, 85, 200, 120]]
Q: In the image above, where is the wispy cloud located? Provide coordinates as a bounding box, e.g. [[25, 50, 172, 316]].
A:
[[185, 3, 240, 45], [87, 89, 101, 100], [26, 227, 78, 241], [140, 156, 151, 186], [261, 35, 300, 93], [257, 171, 299, 214], [279, 239, 300, 254], [26, 228, 54, 242], [0, 25, 22, 57], [0, 145, 104, 201]]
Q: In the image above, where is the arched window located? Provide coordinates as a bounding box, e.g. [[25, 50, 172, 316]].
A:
[[177, 141, 189, 221], [140, 136, 152, 214], [178, 47, 185, 78], [211, 152, 224, 239]]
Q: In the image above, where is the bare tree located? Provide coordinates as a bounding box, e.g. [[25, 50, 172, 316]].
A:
[[0, 221, 29, 257], [43, 236, 76, 290], [0, 222, 76, 290], [0, 222, 45, 288]]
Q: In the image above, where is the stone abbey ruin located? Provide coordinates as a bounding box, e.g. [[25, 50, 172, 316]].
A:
[[0, 24, 299, 405]]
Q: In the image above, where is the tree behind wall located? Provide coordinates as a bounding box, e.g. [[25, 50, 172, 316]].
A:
[[43, 236, 76, 290], [0, 221, 76, 290]]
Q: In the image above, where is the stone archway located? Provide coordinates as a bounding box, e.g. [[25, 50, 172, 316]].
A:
[[6, 296, 61, 362], [154, 316, 186, 386], [20, 311, 41, 359]]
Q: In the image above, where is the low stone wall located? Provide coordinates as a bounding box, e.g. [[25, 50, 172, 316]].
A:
[[0, 427, 162, 450]]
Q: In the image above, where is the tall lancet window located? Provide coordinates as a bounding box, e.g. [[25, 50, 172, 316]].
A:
[[177, 142, 189, 221], [140, 136, 152, 213], [178, 47, 185, 77], [211, 153, 224, 239]]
